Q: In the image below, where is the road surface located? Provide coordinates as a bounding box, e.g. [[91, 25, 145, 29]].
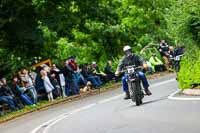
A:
[[0, 74, 199, 133]]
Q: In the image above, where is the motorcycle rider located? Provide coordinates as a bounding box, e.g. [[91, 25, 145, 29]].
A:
[[115, 45, 152, 100]]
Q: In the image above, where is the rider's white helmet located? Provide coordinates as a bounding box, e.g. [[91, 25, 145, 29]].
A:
[[123, 45, 131, 52]]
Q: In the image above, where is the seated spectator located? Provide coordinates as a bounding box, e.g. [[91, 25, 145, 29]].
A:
[[91, 62, 107, 83], [76, 67, 87, 87], [80, 63, 102, 88], [0, 78, 18, 111], [145, 60, 154, 74], [50, 73, 62, 98], [11, 76, 34, 106], [104, 60, 117, 82], [68, 56, 85, 89], [20, 68, 38, 104], [41, 70, 54, 101], [149, 54, 165, 72]]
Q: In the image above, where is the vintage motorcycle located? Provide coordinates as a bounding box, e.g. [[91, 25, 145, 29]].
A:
[[123, 65, 144, 106]]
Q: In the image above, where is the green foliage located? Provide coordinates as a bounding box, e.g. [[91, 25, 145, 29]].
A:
[[165, 0, 200, 89], [0, 0, 199, 90]]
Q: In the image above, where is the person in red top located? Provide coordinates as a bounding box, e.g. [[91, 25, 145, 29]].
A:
[[68, 56, 78, 71]]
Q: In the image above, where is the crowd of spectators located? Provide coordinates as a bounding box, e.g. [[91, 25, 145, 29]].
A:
[[145, 40, 185, 74], [0, 56, 118, 114]]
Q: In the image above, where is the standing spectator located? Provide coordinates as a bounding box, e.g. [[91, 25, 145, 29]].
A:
[[11, 77, 34, 106], [34, 67, 47, 100], [20, 68, 38, 104], [59, 73, 67, 97], [159, 40, 170, 70], [50, 64, 60, 83], [62, 60, 79, 96], [0, 78, 17, 111], [41, 70, 54, 101]]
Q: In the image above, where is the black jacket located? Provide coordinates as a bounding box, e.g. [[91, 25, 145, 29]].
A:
[[117, 54, 144, 71], [0, 85, 14, 97]]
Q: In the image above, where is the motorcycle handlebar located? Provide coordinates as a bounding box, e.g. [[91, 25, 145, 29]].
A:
[[121, 65, 142, 73]]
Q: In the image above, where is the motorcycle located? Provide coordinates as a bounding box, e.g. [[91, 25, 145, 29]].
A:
[[123, 65, 144, 106]]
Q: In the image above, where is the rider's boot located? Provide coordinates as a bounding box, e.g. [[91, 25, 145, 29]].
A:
[[144, 88, 152, 96], [124, 91, 130, 100]]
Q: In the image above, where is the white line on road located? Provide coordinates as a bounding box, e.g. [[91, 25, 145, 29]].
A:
[[168, 90, 200, 101], [43, 103, 97, 133], [150, 79, 175, 88], [30, 78, 176, 133]]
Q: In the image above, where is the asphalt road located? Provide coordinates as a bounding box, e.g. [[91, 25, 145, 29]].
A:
[[0, 74, 200, 133]]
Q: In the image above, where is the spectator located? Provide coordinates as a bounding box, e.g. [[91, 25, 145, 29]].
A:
[[20, 68, 38, 104], [76, 67, 87, 87], [51, 64, 67, 97], [11, 76, 34, 106], [104, 60, 116, 81], [50, 64, 60, 83], [59, 73, 67, 97], [41, 70, 54, 101], [159, 40, 170, 69], [91, 62, 107, 83], [50, 73, 62, 97], [68, 56, 84, 89], [35, 67, 46, 100], [149, 54, 165, 72], [145, 60, 154, 74], [0, 78, 17, 111], [62, 60, 79, 96], [81, 63, 102, 88]]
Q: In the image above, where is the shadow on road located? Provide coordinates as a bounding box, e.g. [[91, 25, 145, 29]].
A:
[[126, 96, 168, 108], [142, 96, 167, 105]]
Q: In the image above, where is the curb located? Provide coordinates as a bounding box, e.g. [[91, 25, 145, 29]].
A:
[[168, 90, 200, 101], [0, 72, 172, 124]]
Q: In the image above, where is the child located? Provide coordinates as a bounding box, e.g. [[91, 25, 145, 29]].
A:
[[41, 70, 54, 101]]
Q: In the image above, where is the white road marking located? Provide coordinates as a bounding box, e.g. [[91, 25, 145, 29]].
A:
[[150, 79, 175, 88], [43, 103, 97, 133], [98, 94, 123, 104], [30, 78, 176, 133], [168, 90, 200, 101]]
